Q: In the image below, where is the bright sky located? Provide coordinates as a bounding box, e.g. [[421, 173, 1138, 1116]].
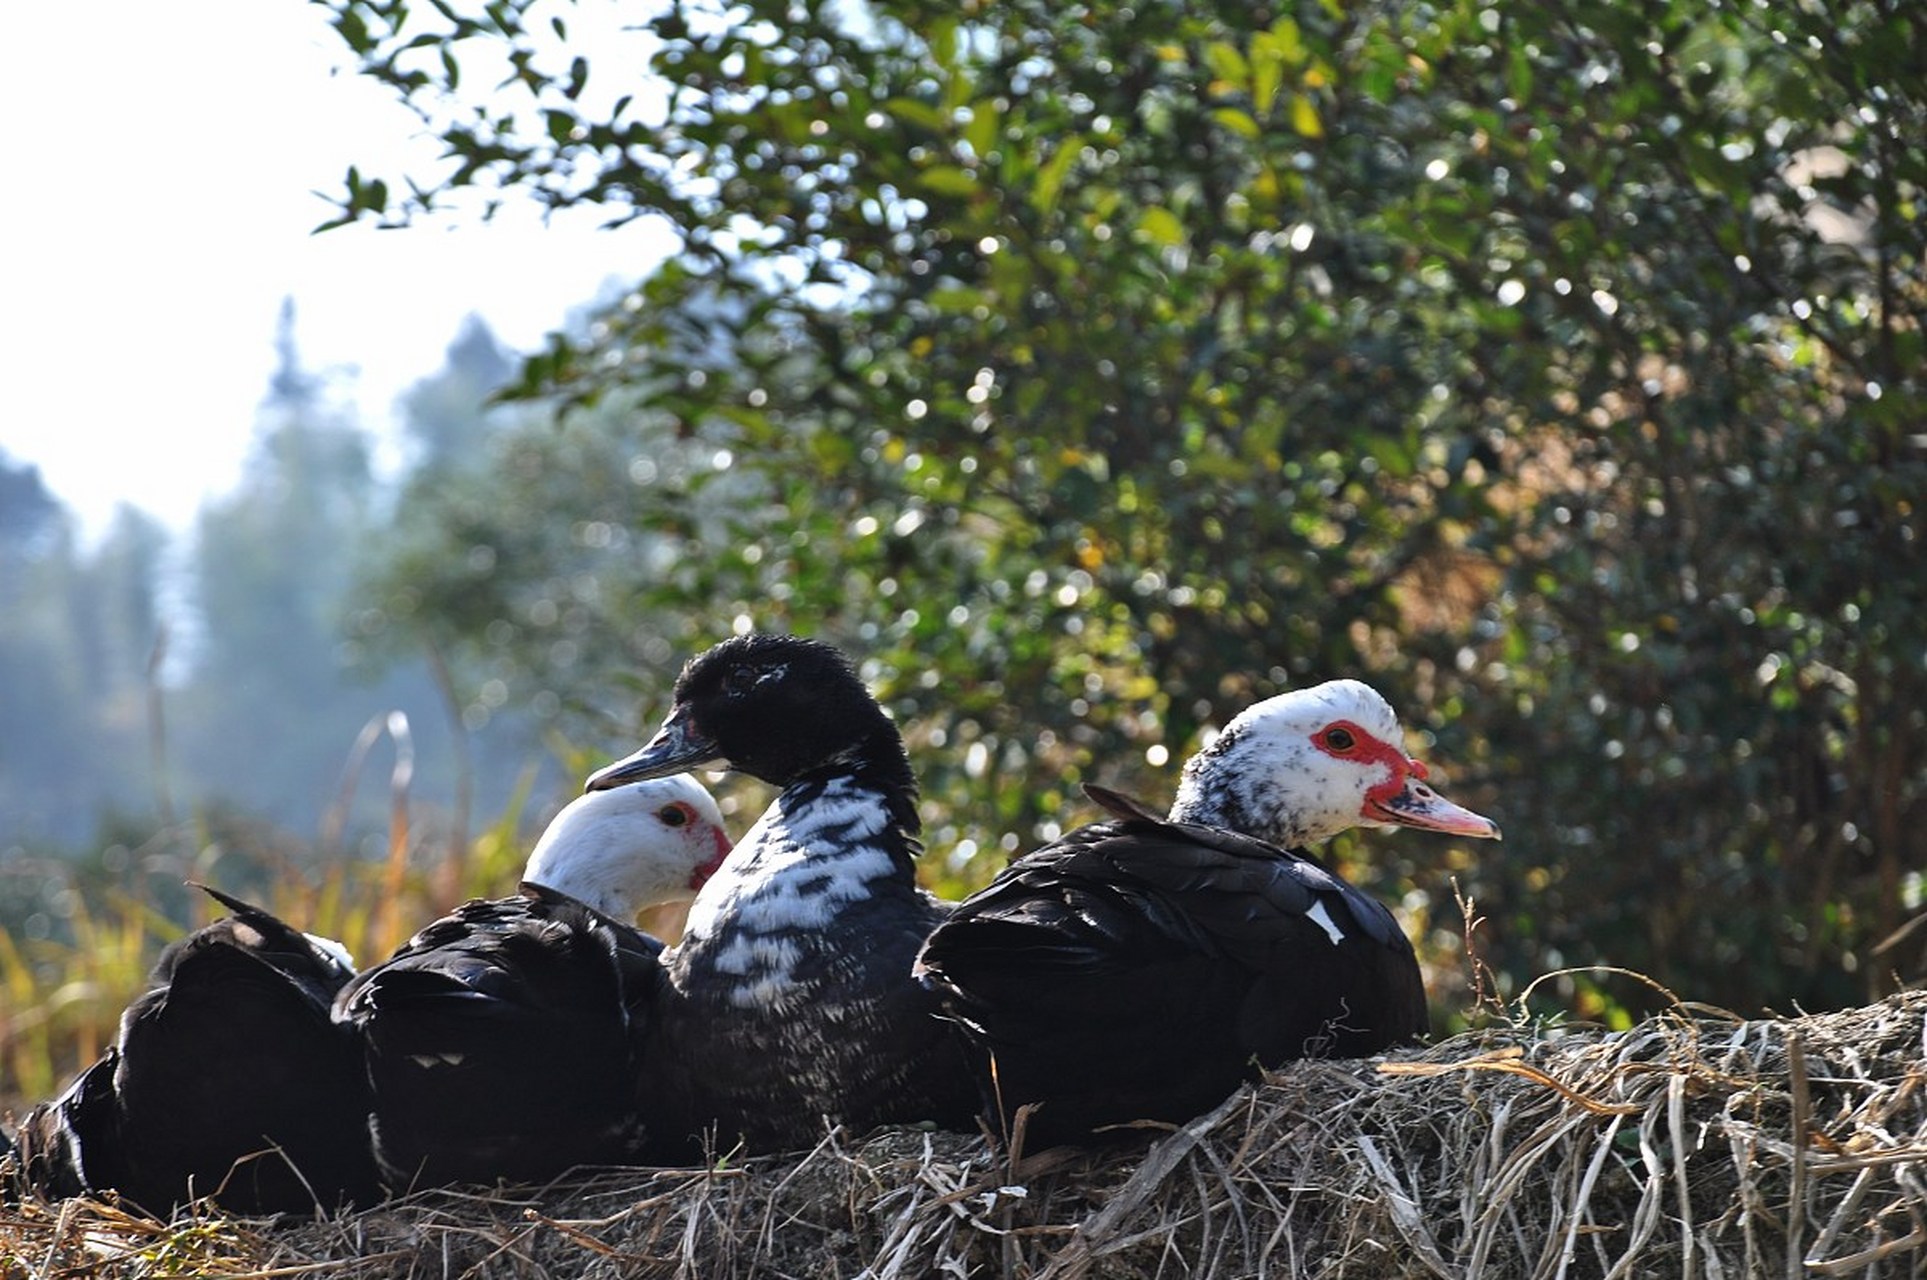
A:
[[0, 1, 673, 544]]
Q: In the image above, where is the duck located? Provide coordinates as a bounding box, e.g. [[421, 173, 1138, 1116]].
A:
[[583, 633, 979, 1157], [6, 772, 729, 1213], [333, 773, 731, 1189], [913, 677, 1501, 1150], [8, 884, 381, 1216]]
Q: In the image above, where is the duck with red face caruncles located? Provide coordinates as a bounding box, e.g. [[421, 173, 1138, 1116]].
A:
[[7, 772, 733, 1211], [915, 678, 1501, 1151], [584, 633, 979, 1158], [335, 773, 732, 1189]]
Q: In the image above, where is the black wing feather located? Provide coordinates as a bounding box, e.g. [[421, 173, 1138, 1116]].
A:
[[917, 816, 1425, 1148], [10, 886, 378, 1215], [335, 883, 664, 1188]]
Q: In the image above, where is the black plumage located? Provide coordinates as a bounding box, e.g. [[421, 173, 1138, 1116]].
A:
[[586, 633, 979, 1156], [334, 883, 665, 1187], [9, 885, 378, 1215], [8, 772, 729, 1206], [332, 772, 730, 1187], [917, 788, 1427, 1149]]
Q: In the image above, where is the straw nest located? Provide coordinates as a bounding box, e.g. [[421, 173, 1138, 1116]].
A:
[[6, 990, 1924, 1279]]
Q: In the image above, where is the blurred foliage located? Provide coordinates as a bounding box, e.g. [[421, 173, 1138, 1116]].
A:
[[0, 305, 543, 857], [312, 0, 1923, 1016]]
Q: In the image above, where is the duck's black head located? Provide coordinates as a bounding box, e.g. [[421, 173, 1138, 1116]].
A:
[[586, 633, 909, 793]]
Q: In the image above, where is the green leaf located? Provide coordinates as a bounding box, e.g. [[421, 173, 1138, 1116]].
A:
[[1203, 41, 1249, 90], [1267, 16, 1306, 65], [1212, 108, 1262, 140], [335, 7, 371, 55], [1031, 137, 1083, 216], [925, 286, 990, 314], [1137, 205, 1185, 247], [963, 101, 1000, 160], [918, 165, 981, 197], [1288, 93, 1323, 138], [885, 97, 946, 134], [1250, 47, 1283, 116], [1508, 47, 1535, 100]]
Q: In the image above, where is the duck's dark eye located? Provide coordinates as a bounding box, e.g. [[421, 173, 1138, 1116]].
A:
[[659, 803, 691, 827], [1322, 726, 1356, 752], [722, 662, 787, 697]]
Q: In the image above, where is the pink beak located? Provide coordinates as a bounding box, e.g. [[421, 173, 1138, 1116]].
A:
[[1364, 773, 1501, 840]]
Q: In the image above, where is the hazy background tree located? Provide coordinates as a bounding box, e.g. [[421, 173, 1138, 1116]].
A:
[[173, 302, 387, 831], [0, 459, 149, 849], [0, 306, 592, 1095], [0, 305, 562, 948], [344, 310, 606, 866]]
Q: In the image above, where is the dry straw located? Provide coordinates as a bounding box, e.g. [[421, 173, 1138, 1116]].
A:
[[6, 990, 1924, 1278]]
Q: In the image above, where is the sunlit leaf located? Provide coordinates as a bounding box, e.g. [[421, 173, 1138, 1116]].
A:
[[1136, 205, 1185, 246], [1288, 92, 1323, 138], [1212, 107, 1262, 140], [919, 165, 980, 197], [1031, 136, 1083, 215], [885, 96, 946, 133], [1204, 41, 1249, 89]]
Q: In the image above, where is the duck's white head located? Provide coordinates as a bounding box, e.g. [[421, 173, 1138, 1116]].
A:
[[1169, 678, 1500, 848], [521, 773, 732, 920]]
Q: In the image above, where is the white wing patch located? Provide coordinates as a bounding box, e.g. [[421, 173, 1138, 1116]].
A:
[[1304, 900, 1347, 946], [304, 932, 357, 973], [711, 932, 803, 978]]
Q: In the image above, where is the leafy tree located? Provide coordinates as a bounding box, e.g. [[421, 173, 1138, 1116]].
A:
[[316, 0, 1924, 1014]]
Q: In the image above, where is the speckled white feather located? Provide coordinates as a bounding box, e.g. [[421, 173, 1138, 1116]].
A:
[[678, 775, 903, 1007], [520, 773, 730, 919], [682, 777, 893, 941], [1170, 678, 1406, 847]]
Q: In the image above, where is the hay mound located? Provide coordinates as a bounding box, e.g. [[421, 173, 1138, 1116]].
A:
[[6, 992, 1924, 1278]]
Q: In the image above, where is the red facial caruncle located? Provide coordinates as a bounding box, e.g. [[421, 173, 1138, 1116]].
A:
[[1311, 719, 1422, 805], [657, 799, 733, 889], [1312, 719, 1500, 840]]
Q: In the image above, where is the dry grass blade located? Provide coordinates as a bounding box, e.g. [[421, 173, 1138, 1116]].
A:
[[1377, 1048, 1645, 1116]]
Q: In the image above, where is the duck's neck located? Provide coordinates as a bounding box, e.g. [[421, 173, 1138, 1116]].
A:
[[798, 721, 921, 839], [1169, 735, 1318, 848], [679, 743, 922, 955]]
